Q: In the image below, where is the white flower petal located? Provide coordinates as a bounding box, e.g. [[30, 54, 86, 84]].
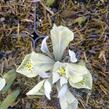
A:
[[38, 72, 50, 78], [50, 24, 74, 61], [26, 80, 45, 95], [52, 72, 60, 84], [41, 36, 51, 55], [60, 77, 67, 87], [16, 52, 38, 78], [67, 62, 92, 89], [0, 77, 6, 91], [59, 90, 78, 109], [44, 79, 52, 100], [69, 50, 77, 63], [66, 63, 88, 76], [59, 96, 68, 109], [69, 75, 83, 84], [58, 85, 68, 98], [69, 71, 92, 89], [16, 51, 54, 78]]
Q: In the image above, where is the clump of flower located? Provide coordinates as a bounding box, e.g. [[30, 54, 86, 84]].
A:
[[16, 24, 92, 109]]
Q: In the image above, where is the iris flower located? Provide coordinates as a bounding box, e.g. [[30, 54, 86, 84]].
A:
[[17, 24, 92, 109]]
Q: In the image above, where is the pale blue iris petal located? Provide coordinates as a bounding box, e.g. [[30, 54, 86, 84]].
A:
[[69, 50, 77, 63]]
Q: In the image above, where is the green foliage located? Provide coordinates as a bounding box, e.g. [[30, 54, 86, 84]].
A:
[[74, 16, 87, 25], [0, 90, 20, 109], [46, 0, 55, 6], [0, 69, 20, 109], [2, 69, 16, 94]]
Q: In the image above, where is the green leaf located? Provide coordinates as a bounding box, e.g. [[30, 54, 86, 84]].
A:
[[0, 90, 20, 109], [74, 16, 86, 25], [2, 69, 16, 94], [16, 51, 55, 78], [46, 0, 55, 6], [0, 77, 6, 91], [50, 24, 74, 61], [26, 80, 45, 96], [59, 90, 78, 109], [68, 64, 92, 89]]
